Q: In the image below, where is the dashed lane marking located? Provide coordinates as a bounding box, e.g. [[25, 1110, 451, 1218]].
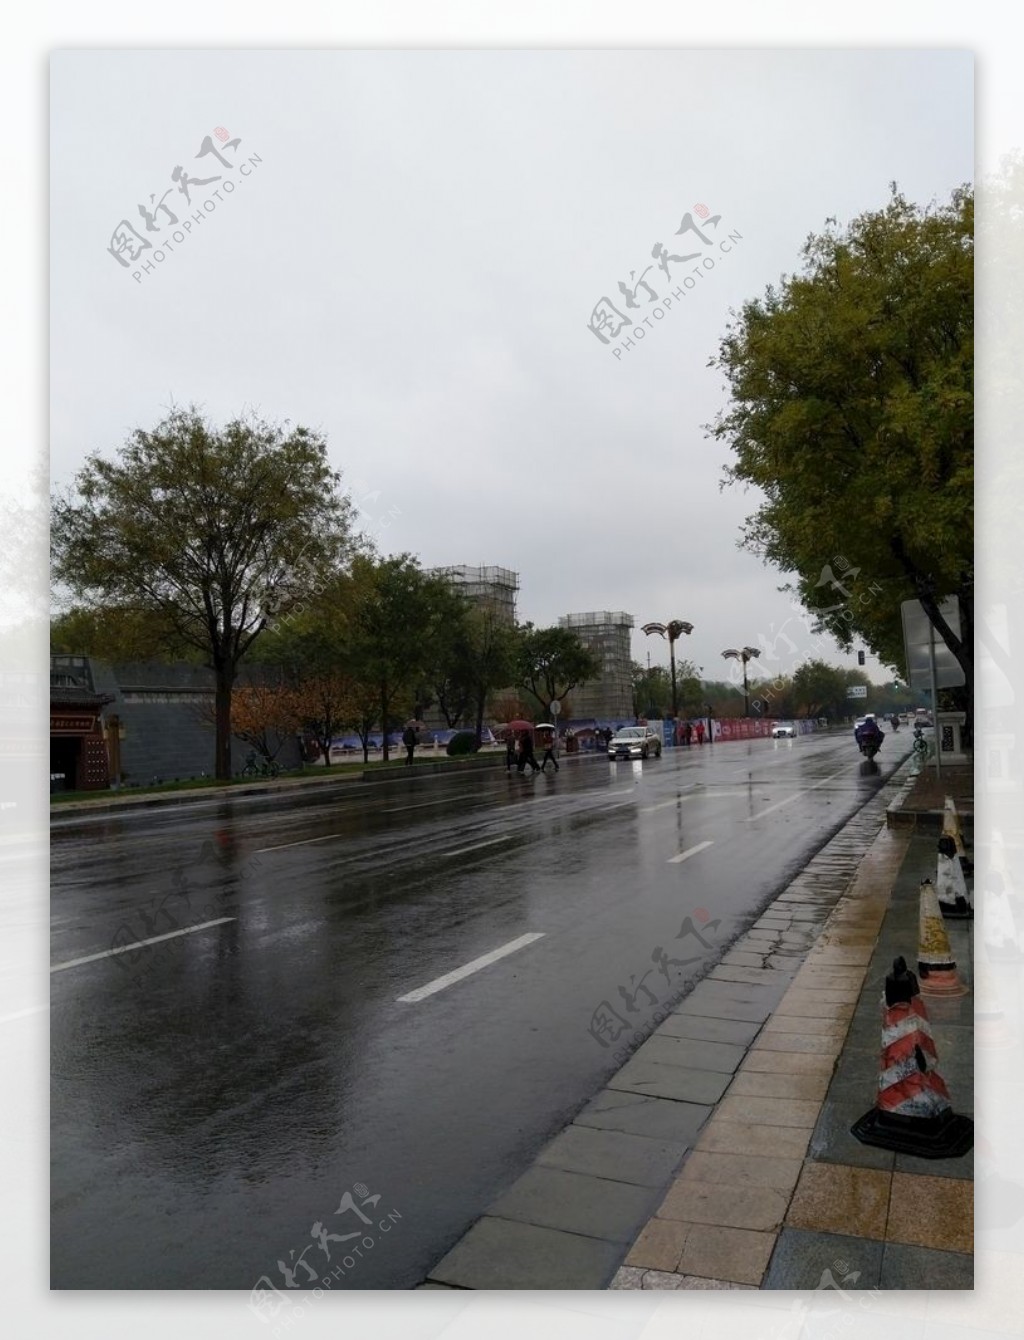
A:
[[441, 837, 513, 858], [745, 767, 849, 822], [667, 840, 715, 864], [50, 917, 237, 973], [397, 932, 546, 1003]]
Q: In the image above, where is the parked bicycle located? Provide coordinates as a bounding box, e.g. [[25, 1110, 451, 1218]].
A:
[[241, 752, 281, 779]]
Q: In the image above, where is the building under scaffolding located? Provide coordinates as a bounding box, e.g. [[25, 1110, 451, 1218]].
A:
[[558, 611, 635, 720], [428, 564, 520, 625]]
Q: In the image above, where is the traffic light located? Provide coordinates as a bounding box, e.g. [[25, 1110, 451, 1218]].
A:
[[857, 650, 865, 665]]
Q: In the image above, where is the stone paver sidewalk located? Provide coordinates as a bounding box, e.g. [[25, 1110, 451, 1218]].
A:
[[614, 826, 974, 1290]]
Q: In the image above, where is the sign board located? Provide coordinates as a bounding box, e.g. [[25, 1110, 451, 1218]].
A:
[[846, 685, 868, 699], [550, 700, 560, 716], [900, 598, 965, 691]]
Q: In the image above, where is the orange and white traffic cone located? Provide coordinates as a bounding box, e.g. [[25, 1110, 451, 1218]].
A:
[[936, 836, 973, 920], [918, 878, 969, 997], [852, 956, 973, 1157]]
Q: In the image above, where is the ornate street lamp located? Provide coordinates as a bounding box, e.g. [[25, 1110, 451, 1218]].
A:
[[721, 646, 761, 718], [642, 620, 694, 719]]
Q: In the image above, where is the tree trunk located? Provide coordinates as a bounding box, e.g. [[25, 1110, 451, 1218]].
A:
[[381, 687, 390, 762], [214, 663, 234, 780], [474, 683, 486, 746]]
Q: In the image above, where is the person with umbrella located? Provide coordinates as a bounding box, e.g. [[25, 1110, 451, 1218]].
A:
[[538, 723, 560, 773], [517, 728, 540, 776], [504, 727, 518, 774]]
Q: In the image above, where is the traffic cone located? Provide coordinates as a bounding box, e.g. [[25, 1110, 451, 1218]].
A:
[[851, 956, 973, 1158], [918, 879, 968, 997], [975, 970, 1018, 1051], [983, 869, 1022, 962], [943, 797, 973, 874], [936, 836, 973, 920]]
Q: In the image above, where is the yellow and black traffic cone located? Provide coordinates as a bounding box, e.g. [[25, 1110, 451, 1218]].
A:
[[943, 797, 973, 875], [918, 879, 969, 997], [852, 956, 973, 1158]]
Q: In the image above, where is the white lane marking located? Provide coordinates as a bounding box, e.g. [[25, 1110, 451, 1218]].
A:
[[256, 834, 341, 853], [50, 917, 236, 973], [746, 793, 805, 821], [382, 797, 462, 813], [397, 932, 546, 1003], [640, 786, 698, 813], [668, 840, 715, 864], [642, 797, 687, 814], [642, 790, 751, 813], [0, 1004, 50, 1025], [745, 767, 848, 822], [441, 836, 513, 858], [257, 782, 626, 852]]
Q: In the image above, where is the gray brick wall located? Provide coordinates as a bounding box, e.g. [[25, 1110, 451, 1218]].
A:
[[88, 659, 301, 782]]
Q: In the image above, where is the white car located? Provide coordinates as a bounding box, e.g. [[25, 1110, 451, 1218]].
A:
[[607, 726, 662, 760], [771, 721, 797, 738]]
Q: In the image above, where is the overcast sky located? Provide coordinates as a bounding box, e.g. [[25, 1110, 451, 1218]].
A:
[[50, 49, 972, 687]]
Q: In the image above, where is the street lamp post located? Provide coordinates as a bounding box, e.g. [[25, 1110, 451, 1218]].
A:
[[721, 646, 761, 718], [642, 620, 694, 721]]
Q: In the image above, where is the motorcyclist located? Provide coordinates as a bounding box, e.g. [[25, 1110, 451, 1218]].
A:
[[855, 714, 884, 752]]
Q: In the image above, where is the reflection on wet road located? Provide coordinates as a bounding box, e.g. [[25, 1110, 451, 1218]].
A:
[[51, 732, 907, 1288]]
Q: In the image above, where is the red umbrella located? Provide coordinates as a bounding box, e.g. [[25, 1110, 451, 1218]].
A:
[[506, 718, 534, 731]]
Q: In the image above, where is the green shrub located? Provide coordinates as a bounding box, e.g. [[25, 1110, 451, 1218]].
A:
[[446, 730, 479, 756]]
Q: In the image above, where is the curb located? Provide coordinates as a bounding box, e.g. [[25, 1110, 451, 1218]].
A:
[[887, 806, 974, 834], [49, 751, 516, 817], [885, 767, 975, 834]]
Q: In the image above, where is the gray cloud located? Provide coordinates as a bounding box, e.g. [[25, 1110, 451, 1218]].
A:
[[50, 49, 972, 682]]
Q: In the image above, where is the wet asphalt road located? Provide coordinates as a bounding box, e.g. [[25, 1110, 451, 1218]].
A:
[[51, 731, 909, 1290]]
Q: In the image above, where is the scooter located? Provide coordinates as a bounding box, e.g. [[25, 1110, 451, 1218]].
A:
[[857, 732, 882, 761]]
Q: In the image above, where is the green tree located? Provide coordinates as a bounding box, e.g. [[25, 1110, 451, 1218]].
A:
[[429, 594, 476, 728], [461, 602, 519, 745], [347, 554, 457, 762], [50, 603, 204, 663], [699, 679, 746, 717], [749, 676, 797, 720], [791, 659, 850, 718], [255, 566, 359, 767], [710, 186, 973, 732], [631, 659, 701, 718], [51, 406, 357, 779], [631, 662, 671, 718], [515, 624, 600, 716]]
